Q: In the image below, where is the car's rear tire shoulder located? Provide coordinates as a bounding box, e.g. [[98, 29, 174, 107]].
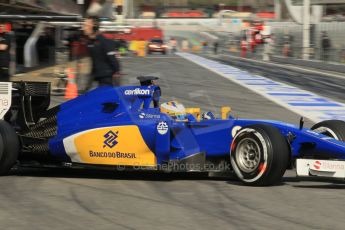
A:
[[0, 120, 19, 175]]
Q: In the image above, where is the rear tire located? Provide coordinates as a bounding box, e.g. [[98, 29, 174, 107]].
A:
[[230, 124, 289, 186], [0, 121, 19, 175], [311, 120, 345, 141]]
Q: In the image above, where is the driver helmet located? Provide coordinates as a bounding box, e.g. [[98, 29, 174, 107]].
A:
[[160, 101, 187, 121]]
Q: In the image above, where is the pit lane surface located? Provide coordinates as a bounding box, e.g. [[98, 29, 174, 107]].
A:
[[212, 53, 345, 105], [1, 55, 345, 230]]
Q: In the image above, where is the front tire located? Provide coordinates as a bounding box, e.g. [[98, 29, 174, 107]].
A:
[[0, 121, 19, 175], [311, 120, 345, 141], [230, 124, 289, 186]]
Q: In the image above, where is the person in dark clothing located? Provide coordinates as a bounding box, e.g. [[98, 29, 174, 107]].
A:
[[213, 41, 219, 55], [83, 16, 121, 89], [0, 24, 11, 81], [321, 31, 331, 61]]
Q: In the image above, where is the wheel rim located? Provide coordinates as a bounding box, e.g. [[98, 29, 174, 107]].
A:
[[235, 137, 261, 173]]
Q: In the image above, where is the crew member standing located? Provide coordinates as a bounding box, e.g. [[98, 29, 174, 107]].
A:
[[0, 23, 11, 81], [240, 37, 247, 58], [169, 37, 177, 54], [83, 16, 120, 89], [321, 31, 331, 61], [213, 41, 219, 55]]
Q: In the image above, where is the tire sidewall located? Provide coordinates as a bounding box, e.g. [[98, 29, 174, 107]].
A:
[[312, 126, 339, 140], [230, 127, 273, 184], [0, 133, 4, 162], [311, 120, 345, 141]]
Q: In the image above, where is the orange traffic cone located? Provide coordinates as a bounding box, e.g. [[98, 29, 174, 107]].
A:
[[64, 68, 78, 99]]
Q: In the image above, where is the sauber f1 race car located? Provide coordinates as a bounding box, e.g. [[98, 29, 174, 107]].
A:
[[1, 77, 345, 186]]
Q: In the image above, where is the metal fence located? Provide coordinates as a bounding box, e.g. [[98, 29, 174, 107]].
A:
[[214, 21, 345, 64], [268, 21, 345, 63], [216, 41, 345, 64]]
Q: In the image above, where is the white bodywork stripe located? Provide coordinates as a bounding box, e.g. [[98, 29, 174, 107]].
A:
[[63, 127, 107, 163]]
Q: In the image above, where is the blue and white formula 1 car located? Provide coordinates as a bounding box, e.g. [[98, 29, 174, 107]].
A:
[[1, 77, 345, 186]]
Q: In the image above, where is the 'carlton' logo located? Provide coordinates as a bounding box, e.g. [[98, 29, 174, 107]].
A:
[[103, 131, 119, 148]]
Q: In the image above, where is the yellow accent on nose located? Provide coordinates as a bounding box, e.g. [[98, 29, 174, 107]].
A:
[[221, 106, 231, 120], [186, 108, 201, 121]]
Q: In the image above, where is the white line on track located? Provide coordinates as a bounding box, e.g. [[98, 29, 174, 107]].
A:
[[177, 52, 345, 123], [120, 56, 181, 59], [220, 53, 345, 80]]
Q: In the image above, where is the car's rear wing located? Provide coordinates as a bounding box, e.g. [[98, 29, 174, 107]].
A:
[[0, 82, 12, 120]]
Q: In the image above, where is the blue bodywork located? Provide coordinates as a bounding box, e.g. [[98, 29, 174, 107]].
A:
[[48, 85, 345, 167]]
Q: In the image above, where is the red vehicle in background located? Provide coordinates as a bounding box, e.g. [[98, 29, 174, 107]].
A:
[[103, 26, 164, 55], [103, 27, 163, 42], [147, 38, 167, 54]]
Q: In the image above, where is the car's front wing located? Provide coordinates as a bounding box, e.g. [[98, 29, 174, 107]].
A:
[[296, 159, 345, 179]]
